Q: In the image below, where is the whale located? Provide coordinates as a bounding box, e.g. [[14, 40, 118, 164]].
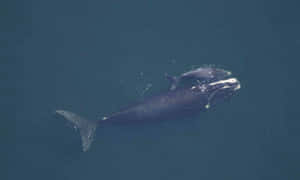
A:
[[55, 67, 241, 151]]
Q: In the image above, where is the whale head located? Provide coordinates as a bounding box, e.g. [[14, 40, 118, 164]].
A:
[[192, 77, 241, 108], [205, 77, 241, 105]]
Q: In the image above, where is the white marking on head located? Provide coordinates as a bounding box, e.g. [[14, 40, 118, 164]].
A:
[[209, 78, 238, 86], [102, 116, 108, 120], [198, 85, 207, 92], [221, 85, 230, 89], [205, 104, 210, 109], [234, 84, 241, 90]]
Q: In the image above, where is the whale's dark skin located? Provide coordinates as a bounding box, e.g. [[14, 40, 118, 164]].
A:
[[102, 87, 209, 125], [55, 68, 241, 151]]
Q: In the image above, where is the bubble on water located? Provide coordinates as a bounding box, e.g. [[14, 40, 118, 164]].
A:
[[140, 83, 153, 96]]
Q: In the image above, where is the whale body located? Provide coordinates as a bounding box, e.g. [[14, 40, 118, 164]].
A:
[[55, 67, 241, 151]]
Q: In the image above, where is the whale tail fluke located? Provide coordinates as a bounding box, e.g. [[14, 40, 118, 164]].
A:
[[55, 110, 98, 152]]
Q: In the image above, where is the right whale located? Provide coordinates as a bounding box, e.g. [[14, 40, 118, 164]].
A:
[[55, 67, 241, 152]]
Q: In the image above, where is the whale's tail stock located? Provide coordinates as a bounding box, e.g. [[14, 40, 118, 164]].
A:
[[55, 110, 98, 152]]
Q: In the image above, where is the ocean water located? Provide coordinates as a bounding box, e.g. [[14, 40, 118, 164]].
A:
[[8, 0, 299, 179]]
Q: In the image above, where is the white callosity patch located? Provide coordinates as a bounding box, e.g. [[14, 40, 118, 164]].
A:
[[198, 85, 207, 92], [205, 104, 210, 109], [221, 85, 231, 89], [209, 78, 238, 86], [234, 84, 241, 90], [209, 78, 241, 91], [191, 84, 207, 92], [190, 86, 196, 90], [102, 116, 108, 120]]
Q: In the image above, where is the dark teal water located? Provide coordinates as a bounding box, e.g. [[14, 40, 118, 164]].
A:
[[7, 0, 299, 179]]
